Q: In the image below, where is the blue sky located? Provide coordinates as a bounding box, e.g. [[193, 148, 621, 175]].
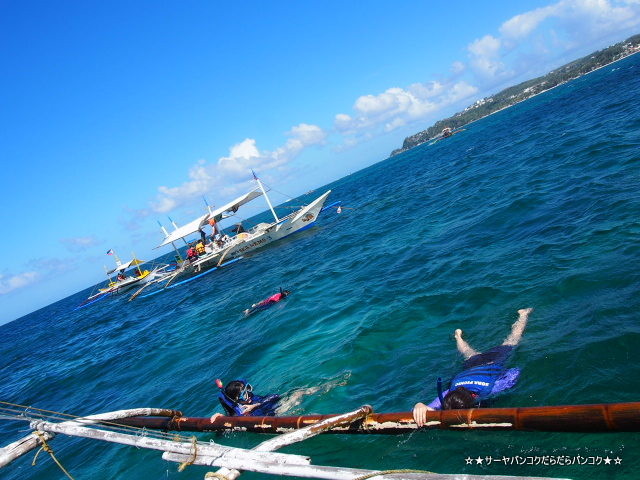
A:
[[2, 0, 639, 323]]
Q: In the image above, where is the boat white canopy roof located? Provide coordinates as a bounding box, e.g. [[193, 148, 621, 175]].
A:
[[156, 189, 263, 248], [107, 258, 144, 274]]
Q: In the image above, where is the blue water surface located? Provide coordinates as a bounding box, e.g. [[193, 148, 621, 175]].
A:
[[1, 54, 639, 480]]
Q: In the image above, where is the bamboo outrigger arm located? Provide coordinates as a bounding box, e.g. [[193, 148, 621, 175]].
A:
[[0, 407, 181, 468], [0, 405, 573, 479], [115, 402, 640, 434]]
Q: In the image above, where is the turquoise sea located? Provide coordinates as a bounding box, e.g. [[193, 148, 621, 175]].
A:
[[1, 53, 639, 480]]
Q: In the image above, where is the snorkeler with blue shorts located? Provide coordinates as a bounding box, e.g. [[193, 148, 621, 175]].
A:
[[413, 308, 533, 426]]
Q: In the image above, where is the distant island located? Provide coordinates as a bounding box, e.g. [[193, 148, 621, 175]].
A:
[[391, 33, 640, 156]]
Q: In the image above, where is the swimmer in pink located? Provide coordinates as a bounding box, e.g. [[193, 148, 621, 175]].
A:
[[244, 288, 291, 316]]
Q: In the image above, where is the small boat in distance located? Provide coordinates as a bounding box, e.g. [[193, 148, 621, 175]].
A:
[[429, 126, 466, 145], [75, 252, 157, 309]]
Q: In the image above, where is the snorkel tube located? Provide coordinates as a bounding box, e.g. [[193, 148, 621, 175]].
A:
[[437, 377, 445, 408]]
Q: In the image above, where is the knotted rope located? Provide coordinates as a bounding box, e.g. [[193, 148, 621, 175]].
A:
[[31, 430, 75, 480], [177, 435, 198, 472], [205, 472, 233, 480], [352, 469, 434, 480]]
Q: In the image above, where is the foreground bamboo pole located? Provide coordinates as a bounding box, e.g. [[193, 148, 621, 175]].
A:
[[163, 406, 568, 480], [0, 407, 181, 468], [207, 405, 373, 480], [27, 420, 309, 466], [115, 402, 640, 434]]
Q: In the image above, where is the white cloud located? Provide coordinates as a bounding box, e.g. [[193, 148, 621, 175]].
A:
[[335, 80, 477, 139], [500, 6, 558, 38], [555, 0, 640, 36], [151, 124, 327, 213], [467, 35, 508, 78], [499, 0, 639, 41], [0, 271, 40, 295], [466, 0, 640, 81], [468, 34, 502, 57], [150, 0, 640, 211], [0, 256, 82, 295], [60, 235, 102, 252]]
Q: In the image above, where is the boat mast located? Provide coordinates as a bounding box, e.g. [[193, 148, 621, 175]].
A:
[[112, 249, 123, 267], [203, 196, 214, 215], [158, 220, 183, 262], [168, 216, 190, 246], [252, 170, 279, 223]]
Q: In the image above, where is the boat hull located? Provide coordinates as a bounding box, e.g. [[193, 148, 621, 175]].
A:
[[192, 190, 331, 270]]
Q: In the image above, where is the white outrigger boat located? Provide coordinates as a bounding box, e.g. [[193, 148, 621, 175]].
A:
[[77, 254, 170, 309], [129, 174, 332, 300]]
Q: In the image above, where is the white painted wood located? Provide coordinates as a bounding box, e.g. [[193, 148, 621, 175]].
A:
[[0, 431, 55, 468], [28, 419, 309, 466], [163, 452, 569, 480], [0, 407, 178, 468], [208, 406, 371, 480]]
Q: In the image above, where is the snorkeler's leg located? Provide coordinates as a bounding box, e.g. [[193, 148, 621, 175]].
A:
[[502, 308, 533, 346], [454, 329, 479, 360]]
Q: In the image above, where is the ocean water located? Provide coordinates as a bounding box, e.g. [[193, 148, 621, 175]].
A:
[[1, 53, 639, 480]]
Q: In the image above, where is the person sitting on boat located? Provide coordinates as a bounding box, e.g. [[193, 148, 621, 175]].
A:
[[233, 223, 246, 234], [195, 239, 206, 256], [243, 288, 291, 316], [212, 379, 281, 418], [117, 272, 127, 281], [441, 127, 452, 138], [412, 308, 533, 426], [186, 244, 198, 263]]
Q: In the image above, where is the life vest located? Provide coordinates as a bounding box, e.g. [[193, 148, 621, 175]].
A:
[[449, 363, 505, 400], [196, 242, 205, 254], [257, 293, 283, 306], [217, 391, 280, 416]]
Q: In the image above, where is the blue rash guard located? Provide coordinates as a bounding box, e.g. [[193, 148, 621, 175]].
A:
[[428, 345, 521, 410]]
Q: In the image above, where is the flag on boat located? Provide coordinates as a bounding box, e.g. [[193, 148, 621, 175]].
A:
[[106, 249, 114, 255], [251, 169, 258, 180]]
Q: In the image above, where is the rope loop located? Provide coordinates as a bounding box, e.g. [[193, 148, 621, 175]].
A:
[[205, 472, 233, 480], [31, 430, 75, 480], [352, 469, 434, 480], [177, 436, 198, 472]]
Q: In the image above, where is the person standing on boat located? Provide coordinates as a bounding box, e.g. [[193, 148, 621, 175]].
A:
[[413, 308, 533, 425], [208, 218, 219, 241]]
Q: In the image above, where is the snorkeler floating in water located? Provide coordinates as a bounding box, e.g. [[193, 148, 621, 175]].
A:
[[413, 308, 533, 426], [243, 288, 291, 316], [212, 379, 281, 419]]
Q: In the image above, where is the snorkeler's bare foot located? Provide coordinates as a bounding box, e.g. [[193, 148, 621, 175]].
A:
[[503, 308, 533, 346], [454, 328, 478, 359]]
